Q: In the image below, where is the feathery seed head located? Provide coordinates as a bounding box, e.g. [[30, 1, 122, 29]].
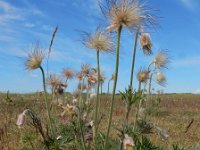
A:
[[156, 72, 166, 86], [101, 0, 155, 32], [140, 33, 152, 55], [54, 82, 67, 95], [137, 68, 149, 83], [154, 50, 169, 69], [107, 0, 141, 31], [63, 68, 75, 80], [47, 74, 60, 88], [83, 29, 113, 52], [88, 75, 97, 84], [76, 72, 84, 81], [81, 64, 91, 76], [25, 45, 44, 70]]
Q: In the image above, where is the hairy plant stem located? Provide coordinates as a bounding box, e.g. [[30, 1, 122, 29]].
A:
[[78, 109, 86, 150], [147, 61, 155, 101], [93, 50, 101, 146], [125, 107, 131, 124], [65, 78, 68, 97], [79, 77, 85, 108], [107, 80, 111, 95], [104, 26, 122, 149], [133, 81, 142, 131], [77, 77, 87, 150], [98, 82, 103, 113], [134, 82, 147, 131], [130, 32, 139, 88], [119, 106, 131, 150], [148, 73, 153, 96], [138, 81, 141, 92], [39, 66, 55, 137], [86, 86, 89, 102]]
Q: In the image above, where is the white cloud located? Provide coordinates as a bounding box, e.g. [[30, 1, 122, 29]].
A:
[[0, 35, 16, 42], [178, 0, 198, 11], [0, 0, 14, 11], [46, 0, 66, 7], [193, 89, 200, 94], [30, 73, 39, 78], [0, 1, 24, 24], [0, 0, 44, 25], [42, 25, 53, 32], [173, 56, 200, 67], [24, 22, 35, 28], [72, 0, 101, 16]]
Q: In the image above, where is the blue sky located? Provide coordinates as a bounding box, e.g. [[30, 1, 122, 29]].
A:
[[0, 0, 200, 93]]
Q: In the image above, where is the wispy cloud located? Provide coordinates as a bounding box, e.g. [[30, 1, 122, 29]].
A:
[[193, 89, 200, 94], [30, 73, 39, 78], [0, 0, 23, 24], [178, 0, 199, 11], [24, 22, 35, 28], [72, 0, 101, 16], [0, 0, 44, 25], [0, 35, 16, 42], [173, 56, 200, 67], [42, 25, 54, 32]]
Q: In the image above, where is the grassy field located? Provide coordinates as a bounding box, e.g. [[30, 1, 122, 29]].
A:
[[0, 93, 200, 150]]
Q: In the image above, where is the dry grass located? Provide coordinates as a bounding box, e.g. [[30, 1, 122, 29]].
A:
[[0, 93, 200, 149]]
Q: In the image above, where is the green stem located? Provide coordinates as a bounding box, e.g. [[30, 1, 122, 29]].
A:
[[65, 78, 68, 97], [138, 81, 141, 92], [78, 110, 86, 150], [130, 32, 139, 88], [148, 73, 153, 96], [79, 77, 85, 108], [99, 82, 103, 112], [107, 80, 110, 95], [134, 81, 142, 131], [101, 82, 103, 95], [93, 50, 101, 145], [134, 82, 148, 131], [125, 107, 130, 124], [39, 66, 55, 136], [148, 68, 156, 100], [104, 26, 122, 149], [86, 83, 89, 102]]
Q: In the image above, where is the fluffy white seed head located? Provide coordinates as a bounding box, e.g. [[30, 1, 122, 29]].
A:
[[137, 69, 149, 83], [63, 68, 75, 80], [154, 51, 169, 69], [82, 29, 113, 52], [25, 45, 44, 70], [81, 64, 91, 76], [100, 0, 156, 32], [107, 0, 141, 31], [156, 72, 166, 86], [47, 74, 61, 88], [139, 33, 152, 55]]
